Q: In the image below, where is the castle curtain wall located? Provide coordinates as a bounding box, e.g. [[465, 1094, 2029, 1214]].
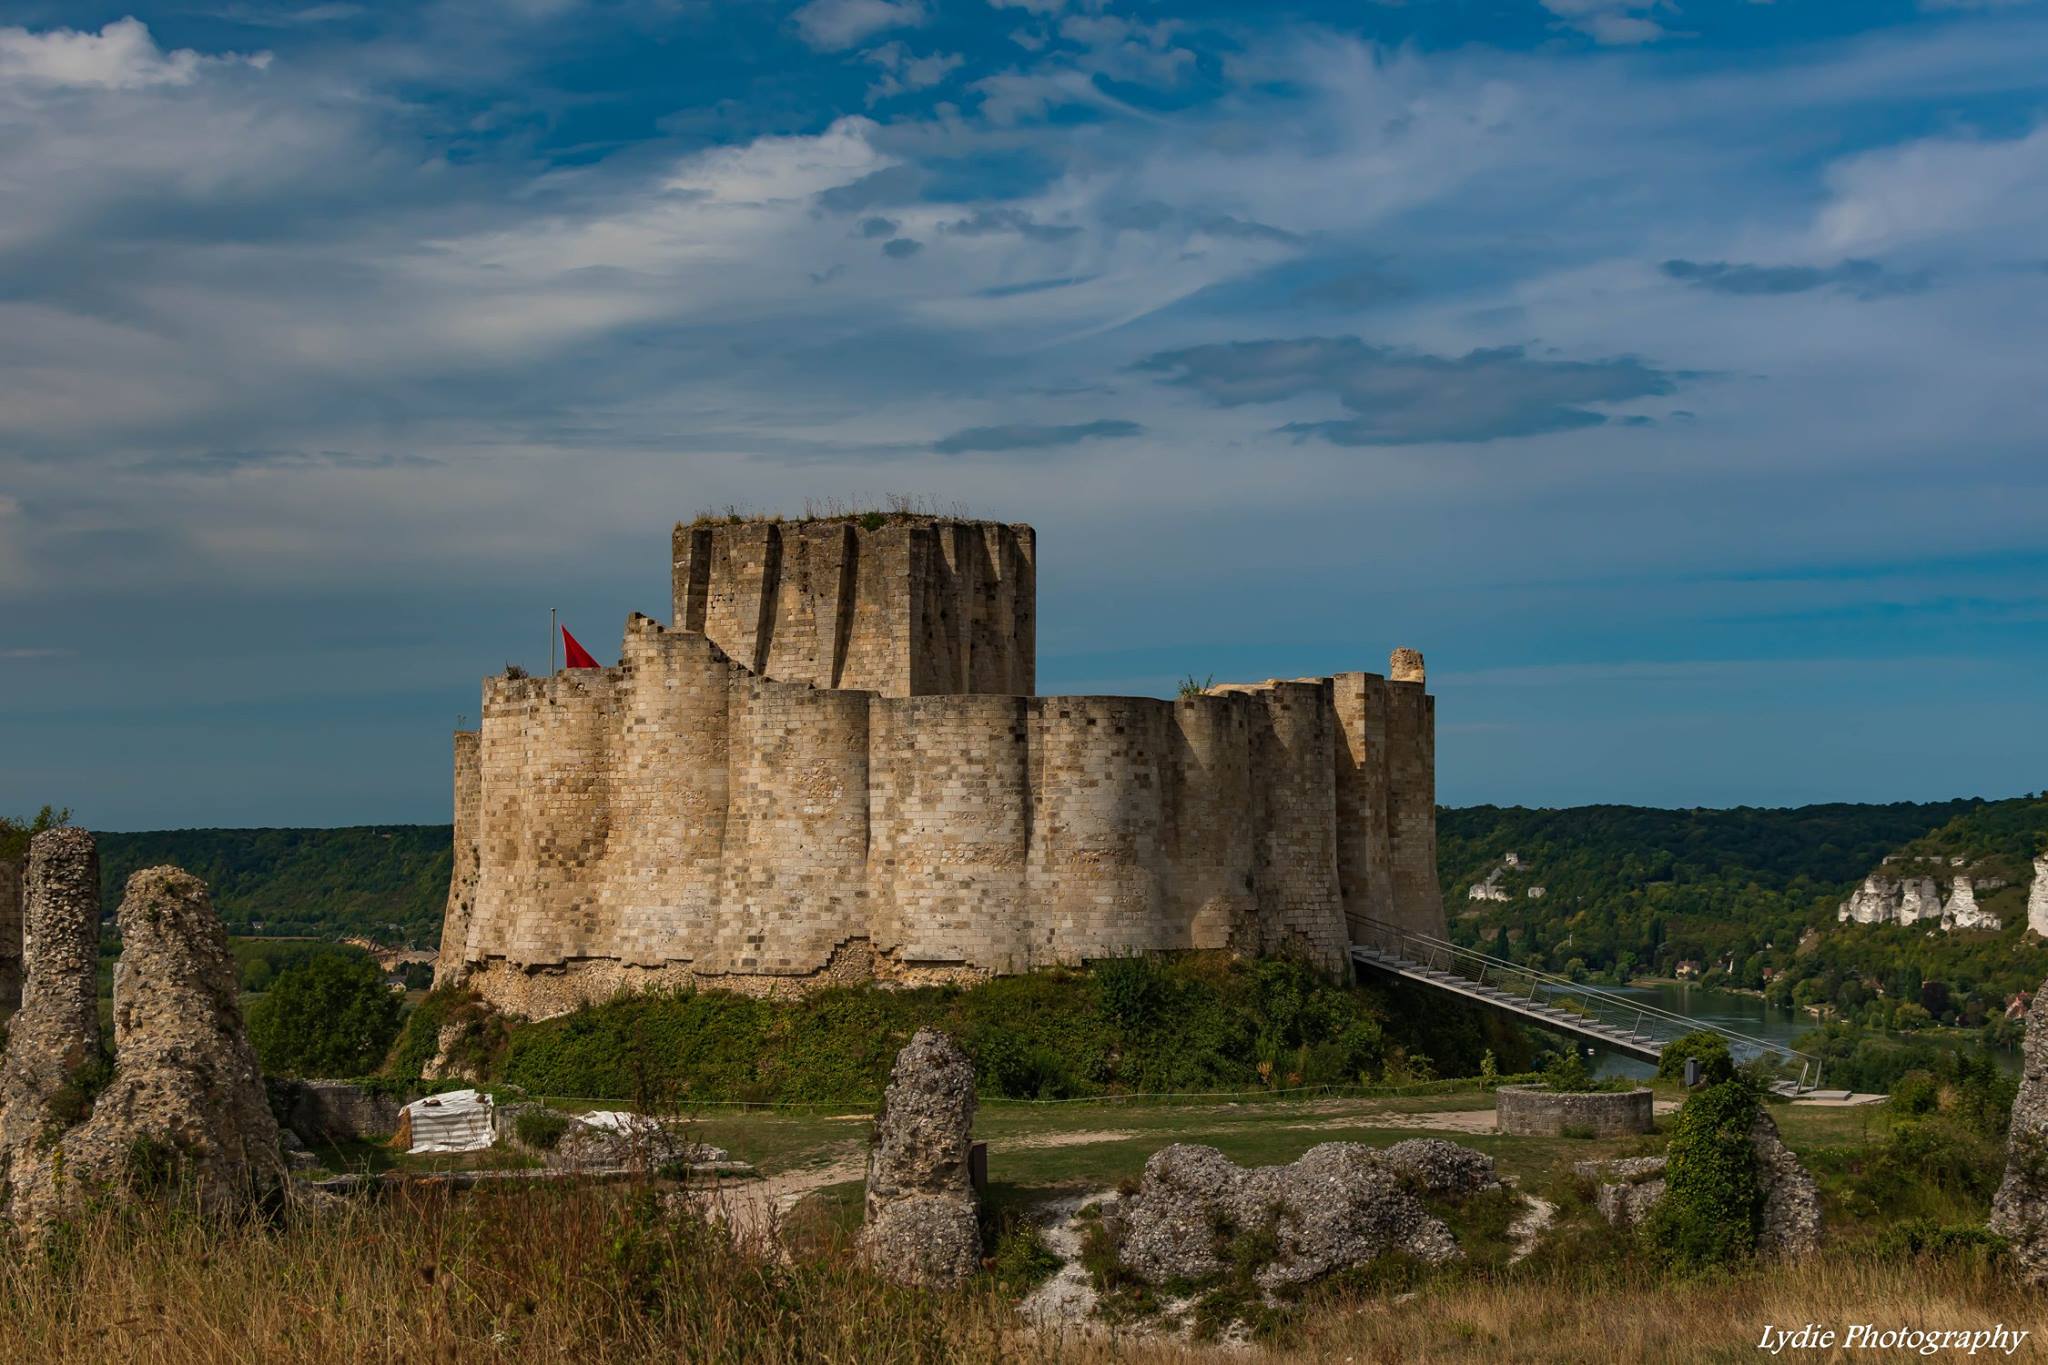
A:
[[449, 517, 1436, 1018]]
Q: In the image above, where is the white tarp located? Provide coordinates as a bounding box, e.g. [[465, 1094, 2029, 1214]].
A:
[[404, 1088, 495, 1154], [577, 1110, 658, 1136]]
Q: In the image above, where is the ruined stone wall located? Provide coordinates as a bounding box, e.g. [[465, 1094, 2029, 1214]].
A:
[[671, 517, 1034, 698], [446, 615, 1440, 1017], [1384, 658, 1443, 939], [433, 732, 481, 988]]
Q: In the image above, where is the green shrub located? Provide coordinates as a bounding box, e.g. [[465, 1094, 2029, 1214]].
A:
[[1642, 1077, 1765, 1271], [515, 1108, 572, 1150], [247, 955, 404, 1078], [480, 956, 1500, 1104], [1656, 1031, 1734, 1084], [1890, 1068, 1940, 1116]]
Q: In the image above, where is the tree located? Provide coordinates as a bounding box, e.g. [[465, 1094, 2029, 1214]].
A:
[[0, 806, 71, 864], [246, 954, 404, 1077]]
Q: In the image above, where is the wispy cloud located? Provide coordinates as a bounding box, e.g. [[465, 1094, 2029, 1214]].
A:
[[934, 419, 1142, 454], [1661, 258, 1927, 298], [792, 0, 925, 52], [1136, 338, 1682, 445]]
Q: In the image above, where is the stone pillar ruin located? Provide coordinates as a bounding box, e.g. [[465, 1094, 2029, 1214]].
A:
[[1992, 967, 2048, 1283], [0, 835, 286, 1237], [858, 1028, 981, 1288]]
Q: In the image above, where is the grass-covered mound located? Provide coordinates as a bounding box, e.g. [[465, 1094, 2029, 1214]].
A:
[[390, 955, 1536, 1105]]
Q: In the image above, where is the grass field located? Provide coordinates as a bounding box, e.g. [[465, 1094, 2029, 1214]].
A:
[[4, 1078, 2029, 1363]]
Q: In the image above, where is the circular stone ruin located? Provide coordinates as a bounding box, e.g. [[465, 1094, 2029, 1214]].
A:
[[1495, 1084, 1655, 1137]]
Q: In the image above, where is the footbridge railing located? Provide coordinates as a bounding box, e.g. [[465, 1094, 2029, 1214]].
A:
[[1345, 912, 1822, 1092]]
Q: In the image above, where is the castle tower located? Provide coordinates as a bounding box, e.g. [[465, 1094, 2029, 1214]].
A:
[[671, 517, 1035, 698]]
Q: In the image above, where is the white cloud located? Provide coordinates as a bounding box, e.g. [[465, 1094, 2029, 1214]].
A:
[[0, 17, 268, 89], [791, 0, 925, 52], [1539, 0, 1669, 45], [1813, 123, 2048, 255], [862, 42, 965, 103]]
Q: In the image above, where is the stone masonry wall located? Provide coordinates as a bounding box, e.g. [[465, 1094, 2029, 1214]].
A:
[[671, 517, 1034, 699], [446, 612, 1441, 1017]]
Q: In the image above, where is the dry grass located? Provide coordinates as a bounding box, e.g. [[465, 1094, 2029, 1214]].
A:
[[1, 1185, 2036, 1364], [1266, 1255, 2041, 1364], [0, 1185, 1035, 1365]]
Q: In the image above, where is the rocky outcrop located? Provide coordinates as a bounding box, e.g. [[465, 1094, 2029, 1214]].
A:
[[858, 1028, 980, 1288], [2030, 856, 2048, 940], [1992, 968, 2048, 1283], [0, 840, 287, 1237], [1898, 877, 1942, 925], [1576, 1110, 1818, 1257], [1944, 878, 1999, 932], [1114, 1141, 1466, 1291], [1838, 874, 1899, 925]]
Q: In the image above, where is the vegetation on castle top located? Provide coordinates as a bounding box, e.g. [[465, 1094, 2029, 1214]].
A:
[[684, 493, 977, 531], [390, 955, 1539, 1104]]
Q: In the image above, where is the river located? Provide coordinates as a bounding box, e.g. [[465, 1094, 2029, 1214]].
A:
[[1583, 980, 1818, 1081]]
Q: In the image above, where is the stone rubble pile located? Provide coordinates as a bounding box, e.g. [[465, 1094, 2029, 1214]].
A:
[[0, 831, 287, 1238], [1113, 1139, 1485, 1291], [858, 1027, 981, 1288]]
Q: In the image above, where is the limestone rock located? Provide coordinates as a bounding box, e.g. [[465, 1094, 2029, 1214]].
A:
[[2028, 856, 2048, 940], [1389, 647, 1426, 683], [1838, 874, 1899, 925], [1944, 877, 1999, 931], [858, 1028, 980, 1288], [1898, 877, 1942, 925], [1115, 1141, 1465, 1291], [1991, 970, 2048, 1283], [0, 846, 287, 1237]]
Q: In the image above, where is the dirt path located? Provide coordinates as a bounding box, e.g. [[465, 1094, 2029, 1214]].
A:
[[683, 1140, 866, 1253]]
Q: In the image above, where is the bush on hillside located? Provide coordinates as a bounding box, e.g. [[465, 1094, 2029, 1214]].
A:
[[247, 955, 404, 1078], [488, 955, 1521, 1106]]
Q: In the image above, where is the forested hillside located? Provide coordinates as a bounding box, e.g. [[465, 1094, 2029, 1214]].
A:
[[1443, 796, 2048, 1030], [96, 826, 451, 947]]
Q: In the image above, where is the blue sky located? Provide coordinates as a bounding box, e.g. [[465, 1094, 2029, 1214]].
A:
[[1, 0, 2044, 828]]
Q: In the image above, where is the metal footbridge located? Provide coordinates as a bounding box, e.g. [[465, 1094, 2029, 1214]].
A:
[[1346, 913, 1822, 1092]]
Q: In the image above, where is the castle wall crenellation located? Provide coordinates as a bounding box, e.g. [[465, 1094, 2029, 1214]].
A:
[[445, 518, 1439, 1016]]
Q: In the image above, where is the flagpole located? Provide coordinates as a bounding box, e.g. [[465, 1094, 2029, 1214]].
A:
[[550, 607, 557, 676]]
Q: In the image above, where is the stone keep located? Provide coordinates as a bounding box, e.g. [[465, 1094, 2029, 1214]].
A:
[[439, 515, 1443, 1016]]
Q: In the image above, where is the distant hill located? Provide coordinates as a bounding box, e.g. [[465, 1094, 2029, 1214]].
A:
[[97, 826, 451, 948], [1444, 796, 2048, 1030]]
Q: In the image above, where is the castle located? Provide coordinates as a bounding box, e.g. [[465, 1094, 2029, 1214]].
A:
[[436, 515, 1443, 1018]]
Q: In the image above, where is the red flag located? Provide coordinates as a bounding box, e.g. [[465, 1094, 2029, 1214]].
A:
[[561, 626, 602, 670]]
